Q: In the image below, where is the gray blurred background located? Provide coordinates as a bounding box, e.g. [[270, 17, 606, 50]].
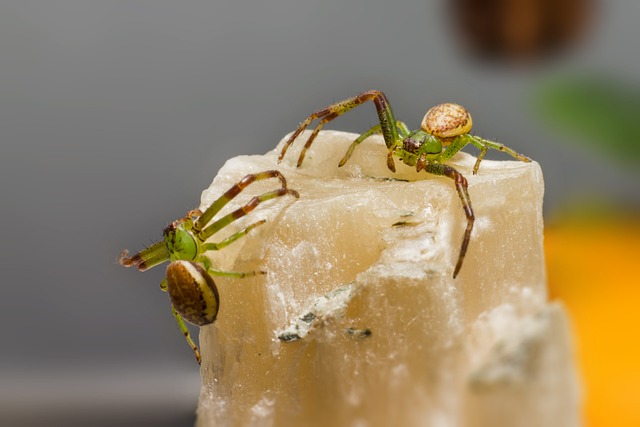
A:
[[0, 1, 638, 426]]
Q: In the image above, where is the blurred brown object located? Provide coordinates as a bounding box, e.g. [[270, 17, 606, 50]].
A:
[[449, 0, 595, 61]]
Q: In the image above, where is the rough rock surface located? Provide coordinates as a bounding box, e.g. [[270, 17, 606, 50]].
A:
[[194, 131, 581, 427]]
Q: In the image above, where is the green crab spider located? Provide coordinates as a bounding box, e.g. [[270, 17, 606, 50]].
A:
[[277, 90, 531, 278], [119, 170, 299, 364]]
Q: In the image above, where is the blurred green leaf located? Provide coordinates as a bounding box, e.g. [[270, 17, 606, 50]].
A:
[[534, 76, 640, 165]]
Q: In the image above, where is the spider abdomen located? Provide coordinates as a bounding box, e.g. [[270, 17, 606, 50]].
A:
[[422, 103, 473, 138], [167, 261, 220, 326]]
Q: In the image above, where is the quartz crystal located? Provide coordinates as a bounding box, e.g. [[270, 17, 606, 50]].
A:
[[195, 131, 581, 427]]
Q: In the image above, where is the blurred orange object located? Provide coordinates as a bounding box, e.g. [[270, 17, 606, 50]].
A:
[[545, 217, 640, 427]]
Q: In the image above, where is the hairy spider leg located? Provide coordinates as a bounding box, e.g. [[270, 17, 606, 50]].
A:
[[120, 171, 298, 280], [197, 187, 299, 242], [418, 162, 474, 278], [193, 170, 291, 234], [466, 136, 532, 174], [338, 121, 411, 168], [424, 133, 532, 176], [338, 124, 382, 167], [158, 268, 216, 364], [189, 186, 298, 280], [171, 305, 202, 363], [118, 241, 169, 271], [202, 219, 266, 252], [197, 221, 274, 279], [180, 262, 265, 363], [278, 90, 401, 168], [120, 171, 296, 272]]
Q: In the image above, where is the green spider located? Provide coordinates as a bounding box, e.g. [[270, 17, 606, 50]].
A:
[[119, 170, 299, 363], [277, 90, 531, 278]]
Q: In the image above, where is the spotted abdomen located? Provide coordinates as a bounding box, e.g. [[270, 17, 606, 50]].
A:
[[421, 103, 473, 138]]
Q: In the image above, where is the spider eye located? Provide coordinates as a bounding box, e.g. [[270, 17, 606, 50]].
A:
[[421, 103, 473, 138]]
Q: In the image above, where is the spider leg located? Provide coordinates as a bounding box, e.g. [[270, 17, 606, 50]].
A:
[[396, 120, 410, 137], [339, 121, 409, 169], [204, 220, 267, 251], [198, 187, 299, 242], [196, 243, 267, 277], [194, 170, 296, 234], [171, 305, 202, 364], [339, 124, 381, 167], [439, 135, 472, 162], [278, 90, 400, 167], [421, 162, 474, 278], [206, 269, 266, 278], [118, 241, 170, 271], [469, 136, 532, 174]]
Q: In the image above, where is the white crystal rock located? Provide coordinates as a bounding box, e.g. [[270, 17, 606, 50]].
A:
[[194, 131, 581, 427]]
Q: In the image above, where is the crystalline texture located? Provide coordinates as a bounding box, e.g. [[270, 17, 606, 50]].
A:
[[195, 131, 581, 427]]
